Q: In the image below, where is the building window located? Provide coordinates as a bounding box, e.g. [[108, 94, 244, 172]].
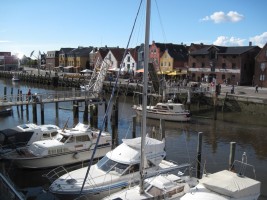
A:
[[222, 63, 226, 69], [232, 63, 236, 69], [192, 63, 196, 68], [265, 50, 267, 57], [127, 56, 130, 62], [169, 62, 171, 67], [232, 55, 236, 58], [201, 63, 205, 68]]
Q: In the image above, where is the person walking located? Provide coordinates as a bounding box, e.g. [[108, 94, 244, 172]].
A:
[[27, 89, 32, 101], [255, 85, 259, 93]]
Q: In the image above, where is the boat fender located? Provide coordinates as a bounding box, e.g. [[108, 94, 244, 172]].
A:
[[73, 152, 79, 159]]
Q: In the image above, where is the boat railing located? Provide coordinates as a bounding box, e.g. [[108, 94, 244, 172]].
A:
[[43, 166, 72, 183], [230, 158, 257, 179]]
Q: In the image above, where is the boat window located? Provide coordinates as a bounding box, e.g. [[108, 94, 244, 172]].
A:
[[51, 131, 58, 137], [169, 106, 173, 110], [147, 185, 163, 196], [161, 106, 168, 110], [97, 156, 129, 174], [124, 163, 139, 175], [76, 135, 90, 142], [19, 124, 29, 129], [42, 133, 51, 139], [59, 135, 69, 143], [67, 136, 75, 143]]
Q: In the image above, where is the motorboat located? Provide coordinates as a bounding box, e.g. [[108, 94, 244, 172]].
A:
[[12, 74, 20, 82], [102, 174, 197, 200], [0, 123, 61, 156], [48, 136, 189, 199], [132, 100, 191, 122], [180, 153, 261, 200], [1, 122, 112, 169], [0, 106, 12, 116]]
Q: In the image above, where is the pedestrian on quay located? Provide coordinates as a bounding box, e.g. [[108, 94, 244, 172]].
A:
[[255, 85, 259, 93], [27, 89, 32, 101]]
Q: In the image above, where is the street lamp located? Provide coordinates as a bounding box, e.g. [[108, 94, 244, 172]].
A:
[[260, 63, 266, 88]]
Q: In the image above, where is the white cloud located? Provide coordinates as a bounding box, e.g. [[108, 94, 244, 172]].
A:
[[201, 11, 244, 23], [213, 36, 245, 46], [0, 40, 10, 43], [249, 32, 267, 47]]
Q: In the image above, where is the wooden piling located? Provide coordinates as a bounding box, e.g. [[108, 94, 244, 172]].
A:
[[229, 142, 236, 170], [213, 94, 217, 120], [93, 104, 98, 128], [73, 101, 79, 119], [32, 102, 37, 124], [55, 102, 59, 118], [20, 90, 23, 114], [41, 103, 44, 125], [132, 116, 136, 138], [196, 132, 203, 179], [90, 105, 94, 127], [83, 100, 89, 123], [4, 86, 7, 100], [160, 119, 165, 140], [26, 104, 29, 121]]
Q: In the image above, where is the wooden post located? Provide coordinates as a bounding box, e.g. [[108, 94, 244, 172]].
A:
[[4, 86, 7, 101], [32, 102, 37, 124], [93, 104, 98, 128], [132, 116, 136, 138], [17, 89, 20, 110], [83, 100, 89, 123], [40, 103, 45, 125], [55, 102, 59, 118], [73, 101, 79, 119], [20, 90, 23, 114], [229, 142, 236, 170], [10, 87, 13, 102], [114, 96, 119, 125], [26, 104, 29, 121], [196, 132, 203, 179], [90, 104, 94, 127], [160, 119, 165, 140]]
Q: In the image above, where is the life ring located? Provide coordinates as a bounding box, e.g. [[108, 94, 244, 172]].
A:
[[73, 152, 80, 159]]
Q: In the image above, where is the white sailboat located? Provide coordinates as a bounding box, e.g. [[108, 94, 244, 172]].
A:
[[47, 1, 190, 199]]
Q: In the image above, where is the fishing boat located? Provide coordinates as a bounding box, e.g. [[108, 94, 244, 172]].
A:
[[132, 100, 191, 122], [0, 123, 61, 156], [2, 122, 112, 169]]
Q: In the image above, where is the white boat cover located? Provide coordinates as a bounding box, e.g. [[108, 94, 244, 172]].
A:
[[200, 170, 261, 198], [122, 136, 165, 151]]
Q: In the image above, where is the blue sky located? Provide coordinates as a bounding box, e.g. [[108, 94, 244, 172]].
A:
[[1, 0, 266, 58]]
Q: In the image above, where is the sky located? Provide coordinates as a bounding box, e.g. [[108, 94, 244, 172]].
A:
[[1, 0, 267, 58]]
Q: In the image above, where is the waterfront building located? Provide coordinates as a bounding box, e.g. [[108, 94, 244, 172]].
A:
[[58, 48, 74, 71], [255, 43, 267, 88], [46, 50, 59, 71], [122, 48, 138, 76], [188, 43, 261, 85], [93, 47, 110, 70], [0, 52, 20, 71], [102, 47, 125, 72]]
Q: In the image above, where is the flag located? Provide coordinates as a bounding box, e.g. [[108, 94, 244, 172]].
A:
[[30, 50, 34, 57]]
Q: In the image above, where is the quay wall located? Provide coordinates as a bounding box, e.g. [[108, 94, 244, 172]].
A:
[[1, 71, 267, 116]]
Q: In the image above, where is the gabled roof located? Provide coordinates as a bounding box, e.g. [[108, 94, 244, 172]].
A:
[[190, 45, 259, 55], [109, 48, 125, 62], [129, 48, 138, 62], [59, 48, 74, 54], [68, 47, 93, 57], [164, 44, 188, 61], [97, 47, 110, 59]]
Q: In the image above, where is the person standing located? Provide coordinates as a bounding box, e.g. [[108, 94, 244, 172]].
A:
[[255, 85, 259, 93], [27, 89, 31, 101]]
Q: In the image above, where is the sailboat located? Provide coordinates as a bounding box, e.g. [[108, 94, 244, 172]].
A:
[[47, 1, 190, 199]]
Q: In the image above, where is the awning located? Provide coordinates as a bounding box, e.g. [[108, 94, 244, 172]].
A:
[[157, 71, 171, 75], [167, 71, 187, 76], [73, 66, 80, 69], [64, 66, 74, 69], [108, 68, 120, 72], [136, 68, 144, 73], [81, 69, 93, 73]]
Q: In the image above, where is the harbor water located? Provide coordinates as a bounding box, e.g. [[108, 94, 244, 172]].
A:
[[0, 79, 267, 200]]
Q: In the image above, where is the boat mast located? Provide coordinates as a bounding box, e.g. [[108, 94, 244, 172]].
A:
[[139, 0, 151, 194]]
